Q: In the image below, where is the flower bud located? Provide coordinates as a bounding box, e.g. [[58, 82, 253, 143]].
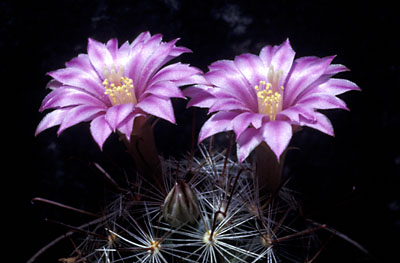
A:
[[162, 180, 200, 227]]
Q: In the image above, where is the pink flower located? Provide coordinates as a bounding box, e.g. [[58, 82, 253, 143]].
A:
[[36, 32, 204, 149], [184, 39, 360, 162]]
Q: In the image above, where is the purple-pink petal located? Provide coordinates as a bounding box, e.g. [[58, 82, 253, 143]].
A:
[[90, 115, 113, 150], [159, 39, 192, 65], [233, 53, 266, 87], [149, 63, 203, 86], [301, 112, 334, 136], [284, 55, 335, 108], [231, 112, 265, 139], [208, 98, 252, 113], [126, 34, 163, 86], [136, 39, 177, 95], [65, 54, 97, 79], [106, 38, 119, 60], [45, 79, 63, 90], [35, 108, 70, 136], [48, 68, 105, 100], [296, 93, 349, 111], [236, 127, 263, 163], [205, 69, 257, 110], [131, 31, 152, 48], [323, 64, 349, 76], [58, 105, 105, 135], [261, 121, 293, 161], [168, 45, 192, 58], [259, 38, 295, 84], [198, 111, 239, 143], [116, 111, 145, 140], [105, 103, 135, 131], [277, 105, 316, 124], [40, 86, 107, 111], [184, 85, 216, 108], [116, 41, 131, 66], [301, 78, 360, 97], [208, 59, 236, 71], [173, 74, 209, 87], [144, 81, 185, 99], [87, 38, 114, 78], [136, 95, 176, 124]]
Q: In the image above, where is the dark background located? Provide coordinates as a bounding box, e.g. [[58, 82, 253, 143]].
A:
[[3, 0, 399, 262]]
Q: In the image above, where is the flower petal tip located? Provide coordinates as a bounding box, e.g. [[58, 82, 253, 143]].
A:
[[87, 38, 99, 47]]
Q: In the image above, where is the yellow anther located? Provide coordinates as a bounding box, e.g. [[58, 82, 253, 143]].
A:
[[102, 66, 137, 105], [255, 79, 284, 121]]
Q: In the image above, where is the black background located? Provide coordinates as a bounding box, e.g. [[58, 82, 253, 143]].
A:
[[3, 0, 399, 262]]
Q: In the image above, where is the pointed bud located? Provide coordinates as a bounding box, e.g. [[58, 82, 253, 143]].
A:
[[162, 180, 200, 227]]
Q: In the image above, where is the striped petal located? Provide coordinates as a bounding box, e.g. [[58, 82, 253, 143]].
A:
[[234, 53, 266, 87], [259, 38, 295, 85], [149, 63, 203, 86], [106, 38, 119, 60], [90, 115, 113, 150], [184, 85, 216, 108], [117, 111, 146, 140], [48, 68, 105, 100], [302, 112, 334, 136], [87, 38, 114, 78], [40, 86, 107, 111], [209, 98, 252, 113], [205, 69, 257, 110], [136, 95, 176, 124], [136, 39, 177, 95], [144, 81, 185, 99], [297, 93, 349, 111], [277, 105, 316, 124], [231, 112, 265, 139], [58, 105, 105, 135], [105, 103, 135, 131], [300, 78, 360, 97], [65, 54, 98, 79], [237, 127, 263, 163], [35, 108, 70, 136], [284, 55, 335, 108], [198, 111, 240, 143], [126, 34, 163, 87], [261, 121, 293, 161]]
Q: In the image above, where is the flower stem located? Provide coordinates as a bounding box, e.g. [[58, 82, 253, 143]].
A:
[[122, 116, 164, 192], [189, 108, 196, 171], [222, 132, 234, 178], [255, 142, 284, 195]]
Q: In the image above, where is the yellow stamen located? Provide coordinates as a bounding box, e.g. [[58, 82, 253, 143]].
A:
[[103, 65, 137, 106], [255, 66, 284, 121]]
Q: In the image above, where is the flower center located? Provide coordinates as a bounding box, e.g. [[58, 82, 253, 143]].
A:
[[255, 66, 284, 121], [103, 65, 137, 106]]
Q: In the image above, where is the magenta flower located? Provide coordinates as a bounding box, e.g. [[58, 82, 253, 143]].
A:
[[184, 39, 360, 162], [36, 32, 204, 149]]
